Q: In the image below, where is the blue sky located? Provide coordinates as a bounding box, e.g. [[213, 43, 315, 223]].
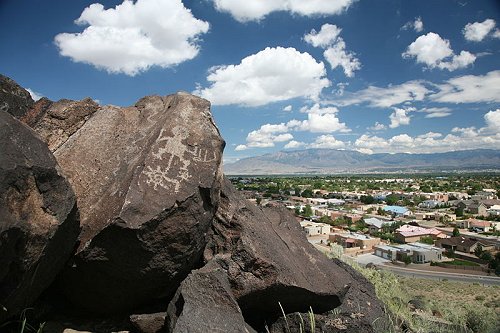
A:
[[1, 0, 499, 163]]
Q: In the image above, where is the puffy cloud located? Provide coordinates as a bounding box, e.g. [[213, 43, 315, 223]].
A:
[[402, 17, 424, 32], [237, 103, 349, 150], [323, 41, 361, 77], [389, 107, 413, 128], [305, 24, 361, 77], [430, 70, 500, 104], [284, 140, 306, 149], [26, 88, 43, 101], [292, 112, 350, 133], [304, 24, 342, 48], [212, 0, 356, 22], [354, 109, 500, 153], [55, 0, 209, 76], [240, 123, 294, 149], [194, 47, 330, 106], [334, 81, 429, 108], [354, 135, 389, 149], [402, 32, 475, 71], [483, 109, 500, 132], [283, 105, 293, 112], [291, 103, 350, 132], [463, 19, 496, 42], [368, 122, 387, 131], [310, 135, 346, 149]]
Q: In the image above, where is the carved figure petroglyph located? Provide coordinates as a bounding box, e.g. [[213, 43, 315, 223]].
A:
[[144, 127, 218, 192]]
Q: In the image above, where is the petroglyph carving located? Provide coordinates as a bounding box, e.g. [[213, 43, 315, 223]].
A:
[[144, 127, 218, 192]]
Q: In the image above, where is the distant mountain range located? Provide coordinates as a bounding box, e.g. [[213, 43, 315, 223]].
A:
[[224, 149, 500, 175]]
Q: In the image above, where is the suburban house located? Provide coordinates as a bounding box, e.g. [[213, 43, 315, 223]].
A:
[[435, 236, 494, 253], [374, 242, 444, 263], [428, 193, 449, 202], [329, 232, 381, 252], [471, 189, 498, 200], [456, 218, 494, 232], [467, 202, 488, 216], [383, 205, 411, 217], [394, 225, 445, 243], [300, 221, 332, 236], [487, 204, 500, 216], [418, 200, 440, 209], [364, 217, 394, 234]]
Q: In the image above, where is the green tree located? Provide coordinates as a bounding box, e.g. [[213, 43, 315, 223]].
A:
[[294, 206, 301, 216], [256, 197, 262, 206], [385, 194, 399, 205], [301, 189, 314, 198], [474, 244, 483, 258], [319, 215, 333, 225], [302, 204, 313, 217], [402, 255, 412, 265], [419, 236, 434, 245], [360, 195, 375, 204], [452, 227, 460, 237], [455, 207, 464, 217]]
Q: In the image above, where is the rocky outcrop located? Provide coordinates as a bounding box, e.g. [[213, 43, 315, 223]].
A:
[[54, 93, 225, 314], [21, 98, 100, 151], [0, 74, 34, 118], [0, 76, 388, 331], [0, 112, 80, 322], [201, 179, 386, 332], [166, 266, 254, 333]]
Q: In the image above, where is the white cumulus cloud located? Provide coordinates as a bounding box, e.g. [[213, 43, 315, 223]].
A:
[[402, 32, 475, 71], [304, 24, 361, 77], [283, 105, 293, 112], [402, 17, 424, 32], [389, 107, 414, 128], [310, 135, 346, 149], [284, 140, 306, 149], [368, 122, 387, 131], [194, 47, 330, 107], [54, 0, 209, 76], [463, 19, 497, 42], [212, 0, 356, 22]]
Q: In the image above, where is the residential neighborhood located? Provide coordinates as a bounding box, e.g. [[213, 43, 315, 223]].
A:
[[231, 175, 500, 275]]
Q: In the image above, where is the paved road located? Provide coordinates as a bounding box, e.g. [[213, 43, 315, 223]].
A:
[[378, 264, 500, 286]]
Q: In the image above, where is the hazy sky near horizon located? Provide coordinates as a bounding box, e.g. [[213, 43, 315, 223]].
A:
[[1, 0, 499, 162]]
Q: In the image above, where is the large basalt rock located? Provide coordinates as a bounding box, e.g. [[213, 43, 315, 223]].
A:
[[0, 74, 34, 118], [54, 93, 225, 314], [0, 112, 80, 323], [203, 178, 386, 332], [166, 266, 255, 333], [21, 98, 100, 151]]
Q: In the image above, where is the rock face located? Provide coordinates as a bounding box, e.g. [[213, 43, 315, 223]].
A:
[[54, 93, 225, 314], [0, 74, 34, 118], [200, 179, 386, 332], [0, 75, 388, 331], [166, 266, 255, 333], [0, 112, 80, 322], [21, 98, 100, 151]]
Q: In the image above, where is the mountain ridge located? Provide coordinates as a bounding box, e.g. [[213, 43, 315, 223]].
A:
[[224, 148, 500, 175]]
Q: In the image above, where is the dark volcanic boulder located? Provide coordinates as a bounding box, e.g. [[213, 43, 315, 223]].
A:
[[21, 98, 100, 151], [203, 178, 386, 332], [166, 266, 255, 333], [0, 112, 79, 323], [0, 74, 34, 118], [55, 93, 225, 314]]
